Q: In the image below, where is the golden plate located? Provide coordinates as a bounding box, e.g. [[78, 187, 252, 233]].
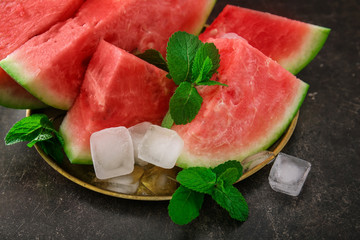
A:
[[27, 108, 298, 201]]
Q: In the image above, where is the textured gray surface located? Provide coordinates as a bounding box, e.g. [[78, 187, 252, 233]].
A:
[[1, 0, 359, 239]]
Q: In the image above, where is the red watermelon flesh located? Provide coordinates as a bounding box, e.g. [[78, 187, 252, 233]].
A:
[[172, 36, 309, 168], [59, 40, 175, 164], [0, 0, 215, 110], [199, 5, 330, 74], [0, 0, 84, 109]]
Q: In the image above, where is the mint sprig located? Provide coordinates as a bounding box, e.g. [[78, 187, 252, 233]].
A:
[[168, 186, 204, 225], [138, 31, 227, 126], [136, 49, 169, 72], [176, 167, 216, 194], [5, 114, 64, 163], [169, 82, 203, 124], [168, 160, 248, 225], [167, 32, 203, 84]]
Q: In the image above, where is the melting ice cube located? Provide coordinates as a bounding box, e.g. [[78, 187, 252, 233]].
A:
[[90, 127, 134, 179], [138, 125, 184, 169], [128, 122, 152, 166], [92, 166, 144, 194], [268, 152, 311, 197], [140, 166, 179, 195]]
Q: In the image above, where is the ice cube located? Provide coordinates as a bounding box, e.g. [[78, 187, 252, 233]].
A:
[[128, 122, 152, 166], [268, 152, 311, 197], [92, 166, 144, 194], [140, 166, 179, 195], [90, 127, 134, 179], [138, 125, 184, 169]]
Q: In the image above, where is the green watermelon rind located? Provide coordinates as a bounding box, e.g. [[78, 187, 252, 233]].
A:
[[2, 57, 73, 110], [0, 56, 71, 110], [0, 66, 47, 109], [59, 117, 93, 165], [193, 0, 217, 36], [0, 88, 47, 109], [282, 26, 330, 75], [176, 81, 309, 169]]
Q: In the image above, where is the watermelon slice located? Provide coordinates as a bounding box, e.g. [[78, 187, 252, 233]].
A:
[[0, 0, 215, 110], [172, 35, 309, 168], [199, 5, 330, 74], [0, 0, 84, 109], [59, 40, 175, 164]]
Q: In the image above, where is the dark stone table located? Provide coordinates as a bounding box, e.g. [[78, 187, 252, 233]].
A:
[[1, 0, 359, 239]]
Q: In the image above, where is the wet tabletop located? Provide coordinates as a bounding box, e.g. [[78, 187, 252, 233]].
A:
[[0, 0, 359, 239]]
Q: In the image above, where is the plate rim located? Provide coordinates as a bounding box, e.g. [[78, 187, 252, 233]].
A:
[[27, 109, 299, 201]]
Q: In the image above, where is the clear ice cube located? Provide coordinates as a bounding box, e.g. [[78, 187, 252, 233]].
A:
[[90, 127, 134, 179], [138, 125, 184, 169], [92, 166, 144, 194], [128, 122, 152, 166], [268, 152, 311, 197], [140, 166, 179, 195]]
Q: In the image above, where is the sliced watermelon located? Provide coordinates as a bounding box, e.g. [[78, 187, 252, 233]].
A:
[[199, 5, 330, 74], [59, 40, 175, 164], [172, 36, 309, 168], [0, 0, 84, 109], [0, 0, 215, 110], [0, 68, 46, 109]]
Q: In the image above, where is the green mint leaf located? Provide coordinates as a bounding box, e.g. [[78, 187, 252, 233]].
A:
[[166, 31, 203, 85], [27, 128, 53, 147], [177, 167, 217, 194], [37, 138, 64, 163], [38, 116, 64, 147], [218, 168, 239, 185], [169, 82, 202, 125], [211, 184, 249, 222], [5, 114, 65, 162], [197, 80, 228, 87], [194, 57, 213, 84], [191, 42, 220, 83], [161, 111, 174, 129], [212, 160, 243, 182], [5, 114, 50, 145], [168, 186, 204, 225], [136, 49, 169, 72]]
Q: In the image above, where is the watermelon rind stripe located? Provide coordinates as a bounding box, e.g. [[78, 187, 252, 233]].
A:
[[0, 67, 47, 109], [0, 55, 70, 110], [0, 90, 46, 109], [176, 80, 309, 169], [60, 114, 93, 165], [193, 0, 217, 35], [282, 26, 330, 75], [0, 57, 31, 90]]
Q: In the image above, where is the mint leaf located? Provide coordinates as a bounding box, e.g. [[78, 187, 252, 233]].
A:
[[166, 31, 203, 85], [136, 49, 169, 72], [5, 114, 50, 145], [38, 138, 64, 163], [5, 114, 64, 163], [192, 42, 220, 83], [212, 160, 243, 181], [169, 82, 202, 125], [211, 184, 249, 221], [27, 128, 53, 147], [168, 186, 204, 225], [218, 168, 239, 185], [161, 111, 174, 129], [197, 80, 228, 87], [193, 57, 213, 84], [177, 167, 216, 194]]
